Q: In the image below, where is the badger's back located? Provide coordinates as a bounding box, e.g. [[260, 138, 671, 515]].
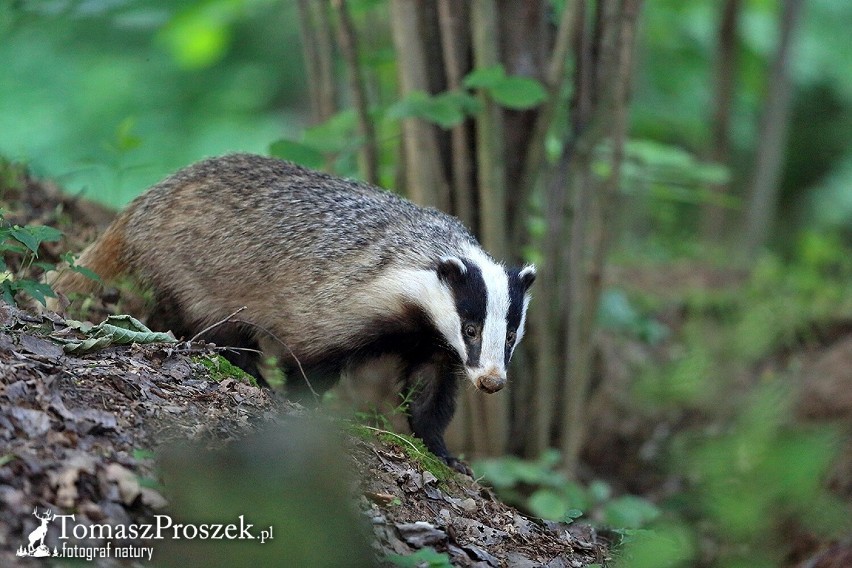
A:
[[55, 154, 481, 365]]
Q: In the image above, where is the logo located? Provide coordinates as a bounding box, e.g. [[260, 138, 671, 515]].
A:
[[16, 508, 54, 558], [15, 509, 274, 561]]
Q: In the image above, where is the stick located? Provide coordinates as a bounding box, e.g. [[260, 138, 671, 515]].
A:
[[188, 306, 247, 343]]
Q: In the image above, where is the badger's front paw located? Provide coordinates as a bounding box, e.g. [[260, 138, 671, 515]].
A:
[[444, 456, 473, 476]]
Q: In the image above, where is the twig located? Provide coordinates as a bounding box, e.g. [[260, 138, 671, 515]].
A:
[[332, 0, 379, 184], [360, 425, 424, 456], [188, 306, 247, 343], [233, 318, 319, 402]]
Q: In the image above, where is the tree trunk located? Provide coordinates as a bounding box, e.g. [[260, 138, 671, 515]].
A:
[[560, 0, 642, 472], [332, 0, 379, 184], [296, 0, 337, 124], [742, 0, 804, 259], [436, 0, 476, 230], [389, 0, 451, 209], [701, 0, 741, 242]]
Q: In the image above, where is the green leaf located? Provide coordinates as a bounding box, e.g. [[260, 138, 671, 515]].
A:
[[1, 281, 16, 305], [9, 225, 61, 254], [303, 110, 358, 153], [16, 279, 56, 305], [463, 64, 507, 89], [527, 488, 569, 520], [463, 64, 546, 109], [268, 139, 325, 169], [563, 508, 584, 523], [62, 252, 102, 283], [58, 314, 177, 354], [489, 76, 547, 109], [157, 7, 231, 69], [69, 264, 102, 282], [9, 225, 39, 254], [387, 90, 474, 128], [603, 495, 661, 529]]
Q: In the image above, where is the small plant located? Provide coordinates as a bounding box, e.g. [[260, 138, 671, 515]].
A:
[[474, 450, 660, 529], [353, 384, 419, 430], [0, 211, 62, 305]]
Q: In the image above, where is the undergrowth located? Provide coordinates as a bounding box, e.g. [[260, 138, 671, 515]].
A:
[[478, 233, 852, 567]]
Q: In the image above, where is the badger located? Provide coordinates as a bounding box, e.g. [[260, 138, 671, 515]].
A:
[[50, 154, 535, 471]]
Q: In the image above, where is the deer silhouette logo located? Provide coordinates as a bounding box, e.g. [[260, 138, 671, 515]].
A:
[[15, 508, 55, 558]]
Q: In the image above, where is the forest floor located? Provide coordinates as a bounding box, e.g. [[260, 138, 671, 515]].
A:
[[0, 170, 608, 566]]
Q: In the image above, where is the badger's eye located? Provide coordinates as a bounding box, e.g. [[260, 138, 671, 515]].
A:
[[506, 330, 517, 346], [463, 323, 479, 340]]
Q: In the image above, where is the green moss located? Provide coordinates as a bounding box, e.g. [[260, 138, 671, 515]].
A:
[[347, 422, 455, 482], [381, 431, 454, 482], [193, 354, 258, 387]]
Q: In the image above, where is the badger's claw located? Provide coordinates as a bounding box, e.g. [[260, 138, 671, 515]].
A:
[[444, 456, 473, 476]]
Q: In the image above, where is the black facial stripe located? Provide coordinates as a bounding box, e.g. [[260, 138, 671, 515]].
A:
[[505, 267, 528, 366], [442, 258, 487, 367]]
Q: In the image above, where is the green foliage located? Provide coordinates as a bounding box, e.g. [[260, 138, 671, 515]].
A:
[[665, 385, 848, 567], [1, 0, 300, 207], [268, 139, 326, 169], [387, 90, 479, 129], [353, 385, 418, 432], [60, 251, 103, 284], [612, 525, 695, 568], [370, 427, 455, 483], [598, 288, 669, 344], [631, 235, 852, 566], [732, 234, 852, 362], [463, 65, 547, 109], [0, 212, 62, 305], [474, 450, 660, 529], [386, 547, 453, 568]]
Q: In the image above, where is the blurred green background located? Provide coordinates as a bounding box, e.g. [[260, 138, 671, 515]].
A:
[[1, 0, 850, 233]]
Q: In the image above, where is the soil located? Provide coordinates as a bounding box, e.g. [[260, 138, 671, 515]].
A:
[[0, 168, 609, 566]]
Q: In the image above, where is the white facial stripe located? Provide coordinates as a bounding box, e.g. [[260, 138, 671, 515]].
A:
[[463, 245, 510, 378], [512, 295, 531, 358], [367, 267, 466, 360]]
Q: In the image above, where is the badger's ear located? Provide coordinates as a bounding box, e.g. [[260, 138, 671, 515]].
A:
[[519, 264, 536, 291], [436, 256, 467, 284]]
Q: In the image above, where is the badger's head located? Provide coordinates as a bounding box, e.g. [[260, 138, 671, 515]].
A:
[[428, 250, 536, 393]]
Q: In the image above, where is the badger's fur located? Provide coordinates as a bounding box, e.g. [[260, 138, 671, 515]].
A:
[[50, 154, 535, 470]]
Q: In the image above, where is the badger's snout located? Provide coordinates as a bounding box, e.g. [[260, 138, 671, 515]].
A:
[[475, 370, 506, 393]]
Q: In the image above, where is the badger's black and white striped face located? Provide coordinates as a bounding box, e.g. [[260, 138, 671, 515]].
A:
[[430, 248, 536, 393]]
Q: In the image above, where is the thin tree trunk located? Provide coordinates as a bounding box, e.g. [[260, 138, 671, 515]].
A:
[[560, 0, 642, 472], [437, 0, 476, 230], [742, 0, 804, 259], [701, 0, 741, 241], [528, 0, 591, 457], [513, 1, 581, 457], [499, 0, 548, 250], [389, 0, 451, 209], [296, 0, 337, 124], [513, 1, 580, 252], [332, 0, 379, 184]]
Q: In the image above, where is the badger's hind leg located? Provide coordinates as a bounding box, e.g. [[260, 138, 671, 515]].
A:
[[405, 356, 468, 474]]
